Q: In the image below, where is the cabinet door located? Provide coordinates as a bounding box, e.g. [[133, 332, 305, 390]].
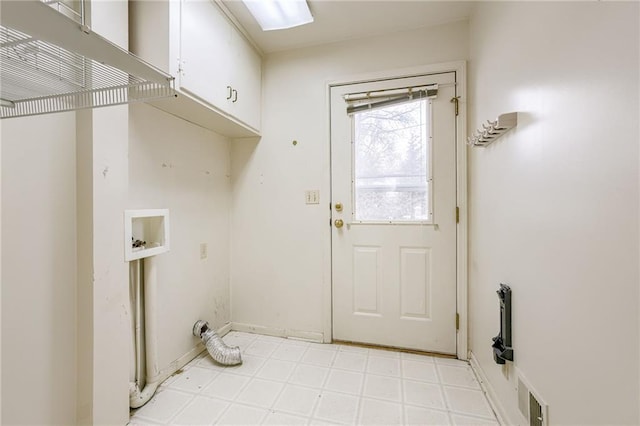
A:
[[180, 0, 232, 108], [229, 30, 262, 131]]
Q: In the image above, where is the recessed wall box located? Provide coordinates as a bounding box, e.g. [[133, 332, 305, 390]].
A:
[[124, 209, 170, 261]]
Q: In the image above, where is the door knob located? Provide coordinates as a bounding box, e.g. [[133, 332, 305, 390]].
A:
[[334, 219, 344, 228], [334, 202, 343, 212]]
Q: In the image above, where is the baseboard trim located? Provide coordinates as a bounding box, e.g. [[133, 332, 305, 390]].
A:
[[153, 343, 203, 385], [231, 322, 324, 343], [154, 322, 233, 384], [469, 351, 511, 426], [217, 321, 232, 337]]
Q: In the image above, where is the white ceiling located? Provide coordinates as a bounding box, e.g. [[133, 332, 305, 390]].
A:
[[221, 0, 475, 54]]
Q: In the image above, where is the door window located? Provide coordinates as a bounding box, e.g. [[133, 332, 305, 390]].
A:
[[352, 98, 432, 223]]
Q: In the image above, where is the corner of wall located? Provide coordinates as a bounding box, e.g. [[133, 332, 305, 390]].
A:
[[468, 2, 640, 424], [0, 118, 3, 426], [468, 352, 513, 425]]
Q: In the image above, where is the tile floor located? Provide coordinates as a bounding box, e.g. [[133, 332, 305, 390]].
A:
[[129, 332, 499, 425]]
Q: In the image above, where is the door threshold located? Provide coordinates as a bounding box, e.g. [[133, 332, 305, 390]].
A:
[[332, 339, 458, 360]]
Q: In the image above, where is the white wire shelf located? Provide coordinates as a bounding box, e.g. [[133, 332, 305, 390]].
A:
[[0, 1, 175, 118]]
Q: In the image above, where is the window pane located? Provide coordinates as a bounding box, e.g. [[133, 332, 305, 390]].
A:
[[353, 99, 430, 222]]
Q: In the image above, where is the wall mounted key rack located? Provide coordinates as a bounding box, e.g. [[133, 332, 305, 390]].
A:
[[468, 112, 518, 147]]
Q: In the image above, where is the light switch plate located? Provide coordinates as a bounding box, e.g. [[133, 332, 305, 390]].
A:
[[305, 190, 320, 204]]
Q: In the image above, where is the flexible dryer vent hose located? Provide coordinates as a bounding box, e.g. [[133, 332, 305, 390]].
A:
[[193, 320, 242, 366]]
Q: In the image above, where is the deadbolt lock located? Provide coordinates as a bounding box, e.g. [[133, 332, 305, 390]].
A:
[[334, 219, 344, 228], [335, 202, 343, 212]]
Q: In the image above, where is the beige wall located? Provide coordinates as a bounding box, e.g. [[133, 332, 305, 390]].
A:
[[128, 103, 232, 370], [4, 2, 638, 424], [1, 112, 78, 425], [76, 2, 132, 424], [231, 21, 469, 339], [468, 2, 639, 424], [1, 2, 233, 424], [79, 103, 131, 425], [1, 119, 2, 425], [1, 74, 232, 426]]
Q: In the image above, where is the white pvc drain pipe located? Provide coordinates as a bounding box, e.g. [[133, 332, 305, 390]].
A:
[[129, 257, 162, 409]]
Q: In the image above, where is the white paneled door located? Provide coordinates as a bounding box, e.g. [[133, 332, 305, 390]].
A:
[[331, 72, 457, 354]]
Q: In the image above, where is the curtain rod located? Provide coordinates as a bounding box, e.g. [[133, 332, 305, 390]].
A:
[[347, 88, 437, 115]]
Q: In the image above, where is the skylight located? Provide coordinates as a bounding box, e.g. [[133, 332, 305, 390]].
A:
[[242, 0, 314, 31]]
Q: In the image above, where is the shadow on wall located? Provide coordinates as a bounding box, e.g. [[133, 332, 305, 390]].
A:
[[230, 137, 260, 183]]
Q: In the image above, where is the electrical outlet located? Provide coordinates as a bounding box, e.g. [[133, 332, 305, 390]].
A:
[[305, 190, 320, 204], [200, 243, 207, 260]]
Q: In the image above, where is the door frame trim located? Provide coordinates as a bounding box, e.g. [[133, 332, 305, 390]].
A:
[[323, 61, 468, 360]]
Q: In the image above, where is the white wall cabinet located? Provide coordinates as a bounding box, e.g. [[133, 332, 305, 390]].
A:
[[130, 0, 261, 137], [226, 29, 262, 130]]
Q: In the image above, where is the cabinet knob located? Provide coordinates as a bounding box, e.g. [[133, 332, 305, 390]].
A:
[[232, 89, 238, 103], [226, 86, 232, 100]]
